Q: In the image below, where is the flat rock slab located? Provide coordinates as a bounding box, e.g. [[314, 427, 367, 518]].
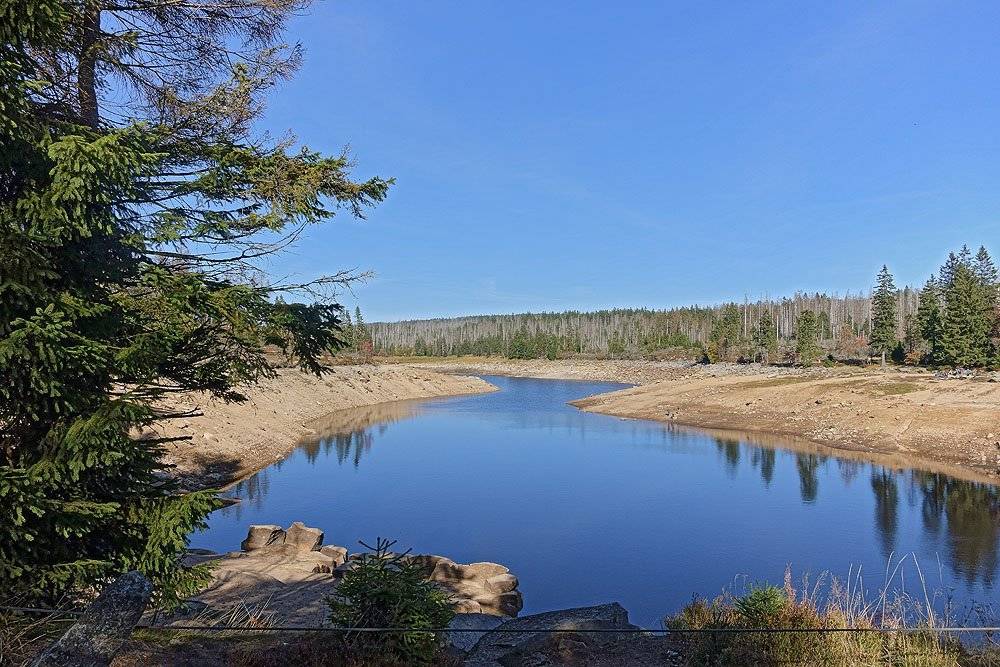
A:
[[446, 613, 505, 654], [464, 603, 632, 666]]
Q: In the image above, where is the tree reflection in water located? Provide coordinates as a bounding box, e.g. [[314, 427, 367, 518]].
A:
[[218, 400, 423, 521], [221, 414, 999, 589], [796, 453, 822, 503], [915, 471, 1000, 586], [871, 468, 899, 560], [712, 434, 1000, 587]]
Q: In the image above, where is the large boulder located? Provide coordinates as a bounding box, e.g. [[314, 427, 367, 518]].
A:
[[453, 599, 484, 614], [476, 590, 523, 617], [485, 573, 518, 594], [284, 521, 323, 551], [464, 603, 632, 666], [496, 619, 646, 666], [465, 562, 509, 580], [407, 554, 453, 577], [446, 612, 504, 654], [240, 524, 285, 551], [430, 559, 522, 618], [32, 571, 153, 667], [319, 545, 348, 566]]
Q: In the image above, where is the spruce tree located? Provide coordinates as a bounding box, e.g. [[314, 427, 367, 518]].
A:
[[940, 244, 973, 288], [707, 304, 743, 362], [1, 0, 389, 605], [940, 264, 992, 367], [752, 311, 778, 363], [795, 310, 820, 365], [974, 246, 999, 287], [916, 276, 944, 364], [354, 306, 369, 349], [869, 265, 898, 360]]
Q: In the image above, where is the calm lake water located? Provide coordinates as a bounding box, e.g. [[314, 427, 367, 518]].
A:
[[194, 375, 1000, 628]]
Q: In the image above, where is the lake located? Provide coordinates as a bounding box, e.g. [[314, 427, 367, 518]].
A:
[[193, 375, 1000, 629]]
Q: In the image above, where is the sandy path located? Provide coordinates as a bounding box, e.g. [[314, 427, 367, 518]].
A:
[[151, 365, 496, 490]]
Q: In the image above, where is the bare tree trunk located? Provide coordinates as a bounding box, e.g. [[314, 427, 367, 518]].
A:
[[78, 2, 101, 127]]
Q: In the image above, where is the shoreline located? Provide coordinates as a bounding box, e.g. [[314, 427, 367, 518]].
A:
[[153, 364, 497, 491], [393, 357, 1000, 482]]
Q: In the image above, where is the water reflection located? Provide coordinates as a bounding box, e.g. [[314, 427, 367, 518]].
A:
[[796, 453, 822, 503], [871, 468, 899, 559], [916, 472, 1000, 586], [222, 400, 423, 520], [718, 436, 1000, 587], [213, 379, 1000, 594]]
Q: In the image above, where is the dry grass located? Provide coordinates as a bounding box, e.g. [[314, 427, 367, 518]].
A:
[[0, 602, 81, 667], [665, 562, 1000, 666], [870, 381, 926, 396]]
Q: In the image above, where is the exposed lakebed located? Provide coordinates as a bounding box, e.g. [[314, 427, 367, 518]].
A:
[[193, 375, 1000, 628]]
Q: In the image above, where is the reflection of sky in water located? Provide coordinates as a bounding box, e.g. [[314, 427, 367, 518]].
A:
[[197, 375, 1000, 628]]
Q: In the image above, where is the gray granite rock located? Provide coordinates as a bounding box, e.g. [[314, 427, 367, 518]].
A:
[[464, 603, 631, 667], [32, 571, 152, 667], [446, 612, 505, 654]]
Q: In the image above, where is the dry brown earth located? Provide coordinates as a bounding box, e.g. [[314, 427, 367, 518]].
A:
[[150, 365, 495, 490]]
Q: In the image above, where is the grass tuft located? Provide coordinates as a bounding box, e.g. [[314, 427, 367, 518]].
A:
[[664, 565, 1000, 666]]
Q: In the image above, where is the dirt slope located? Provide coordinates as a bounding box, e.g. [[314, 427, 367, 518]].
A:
[[151, 365, 495, 489], [572, 370, 1000, 481]]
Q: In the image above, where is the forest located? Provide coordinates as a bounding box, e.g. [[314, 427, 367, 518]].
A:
[[369, 244, 1000, 368]]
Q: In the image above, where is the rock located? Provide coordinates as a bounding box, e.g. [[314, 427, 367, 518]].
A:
[[495, 591, 524, 616], [446, 613, 504, 654], [465, 603, 631, 667], [284, 521, 323, 551], [485, 573, 519, 594], [332, 561, 358, 578], [407, 554, 453, 576], [431, 560, 468, 582], [466, 562, 510, 580], [32, 571, 153, 667], [453, 599, 484, 614], [473, 590, 523, 617], [319, 545, 348, 566], [181, 548, 224, 567], [497, 619, 643, 666], [311, 564, 332, 574], [240, 525, 285, 551]]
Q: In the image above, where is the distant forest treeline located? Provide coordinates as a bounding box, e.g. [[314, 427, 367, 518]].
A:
[[367, 244, 999, 367], [368, 294, 905, 360]]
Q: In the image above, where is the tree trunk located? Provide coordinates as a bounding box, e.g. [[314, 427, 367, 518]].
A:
[[78, 2, 100, 127]]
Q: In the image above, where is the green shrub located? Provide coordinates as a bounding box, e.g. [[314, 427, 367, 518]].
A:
[[734, 585, 786, 626], [327, 538, 454, 666], [663, 572, 975, 666]]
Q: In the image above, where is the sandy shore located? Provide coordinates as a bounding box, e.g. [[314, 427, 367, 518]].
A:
[[398, 357, 1000, 481], [152, 365, 495, 490]]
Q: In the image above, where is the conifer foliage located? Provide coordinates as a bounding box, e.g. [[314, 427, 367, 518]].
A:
[[795, 311, 820, 365], [920, 245, 999, 368], [0, 0, 389, 605], [869, 266, 898, 359]]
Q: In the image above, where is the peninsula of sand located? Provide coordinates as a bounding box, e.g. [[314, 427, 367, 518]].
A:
[[157, 356, 1000, 491], [404, 357, 1000, 482]]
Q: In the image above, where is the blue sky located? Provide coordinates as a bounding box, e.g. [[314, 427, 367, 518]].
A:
[[261, 1, 1000, 321]]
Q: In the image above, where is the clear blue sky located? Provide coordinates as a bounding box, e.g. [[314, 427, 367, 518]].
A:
[[262, 1, 1000, 322]]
